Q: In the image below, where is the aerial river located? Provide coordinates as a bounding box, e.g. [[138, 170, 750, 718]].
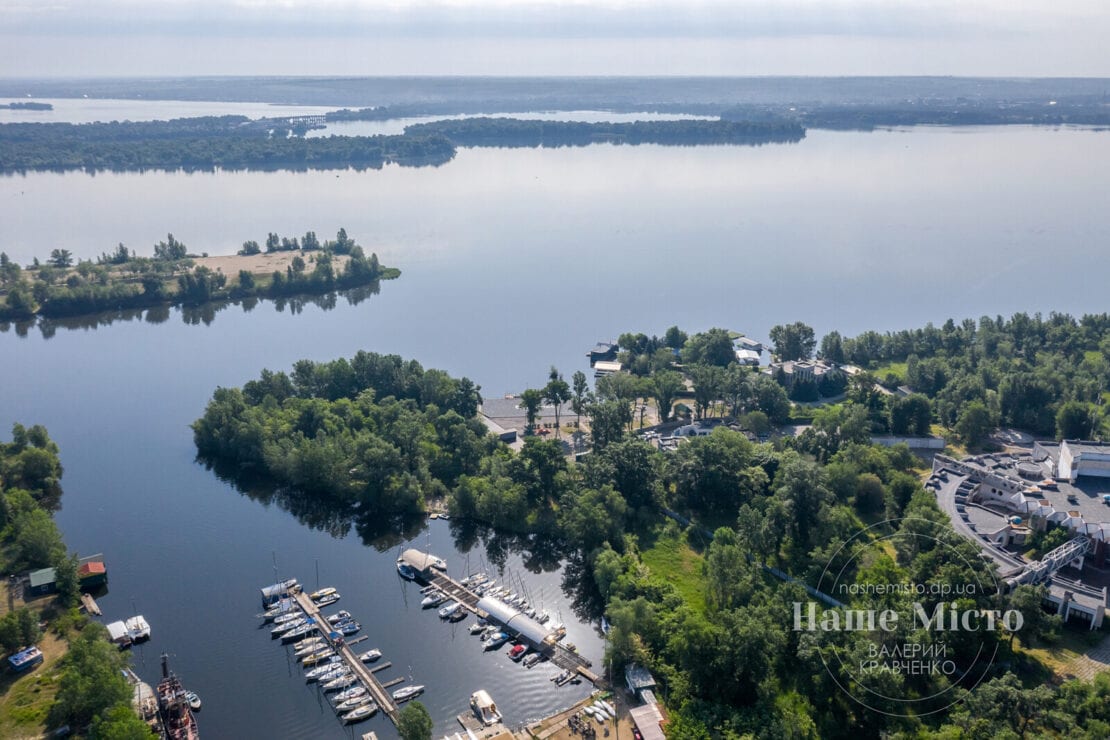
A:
[[1, 122, 1108, 737]]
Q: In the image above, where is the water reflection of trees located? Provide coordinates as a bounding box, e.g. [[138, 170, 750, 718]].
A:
[[200, 456, 605, 621], [0, 282, 381, 340]]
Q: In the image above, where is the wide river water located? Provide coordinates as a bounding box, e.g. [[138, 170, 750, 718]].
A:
[[1, 123, 1109, 738]]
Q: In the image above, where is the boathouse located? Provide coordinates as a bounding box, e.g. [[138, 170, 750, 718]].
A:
[[78, 561, 107, 590], [476, 596, 554, 647]]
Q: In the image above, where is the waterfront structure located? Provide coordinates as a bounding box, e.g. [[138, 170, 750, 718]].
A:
[[764, 359, 844, 388], [587, 341, 619, 365], [8, 646, 43, 673], [78, 559, 108, 590]]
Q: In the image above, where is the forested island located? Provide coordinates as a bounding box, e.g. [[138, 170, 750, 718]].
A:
[[0, 101, 53, 111], [193, 310, 1110, 737], [402, 117, 805, 147], [0, 116, 455, 172], [0, 425, 154, 738], [0, 228, 397, 322]]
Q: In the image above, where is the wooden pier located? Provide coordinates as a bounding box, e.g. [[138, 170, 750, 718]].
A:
[[291, 591, 400, 724], [80, 592, 102, 616]]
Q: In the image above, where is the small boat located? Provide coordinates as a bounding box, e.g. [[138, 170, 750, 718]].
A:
[[336, 694, 373, 713], [468, 621, 488, 635], [325, 610, 352, 624], [508, 644, 527, 662], [358, 648, 382, 663], [482, 632, 510, 650], [272, 610, 304, 626], [281, 621, 320, 642], [322, 673, 358, 692], [294, 639, 326, 657], [271, 618, 306, 637], [260, 599, 297, 621], [583, 705, 596, 717], [293, 635, 325, 651], [537, 612, 552, 624], [314, 592, 341, 607], [331, 685, 368, 704], [392, 684, 425, 703], [593, 704, 611, 721], [522, 653, 542, 668], [438, 601, 462, 619], [300, 648, 335, 666], [305, 659, 344, 681], [421, 592, 447, 609], [397, 562, 417, 580], [598, 700, 616, 716], [555, 670, 574, 687], [448, 608, 467, 623], [565, 643, 577, 653], [470, 689, 503, 726], [429, 556, 447, 571], [334, 620, 361, 636], [309, 587, 338, 601], [312, 665, 349, 685], [185, 691, 202, 711], [342, 702, 378, 724]]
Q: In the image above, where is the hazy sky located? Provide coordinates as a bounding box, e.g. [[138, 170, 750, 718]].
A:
[[1, 0, 1107, 77]]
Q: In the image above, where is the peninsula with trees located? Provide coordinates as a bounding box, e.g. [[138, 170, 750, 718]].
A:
[[193, 309, 1110, 737], [0, 228, 398, 323]]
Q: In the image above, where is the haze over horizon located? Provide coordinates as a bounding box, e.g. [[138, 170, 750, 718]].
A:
[[2, 1, 1108, 79]]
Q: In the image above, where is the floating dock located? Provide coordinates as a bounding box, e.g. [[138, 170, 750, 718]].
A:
[[290, 590, 401, 724], [80, 592, 102, 616]]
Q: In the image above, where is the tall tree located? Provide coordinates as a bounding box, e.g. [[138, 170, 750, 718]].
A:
[[397, 701, 433, 740], [518, 388, 544, 433], [49, 248, 74, 268], [543, 367, 571, 438], [682, 328, 736, 367], [571, 370, 590, 429], [651, 371, 684, 423], [769, 321, 816, 361]]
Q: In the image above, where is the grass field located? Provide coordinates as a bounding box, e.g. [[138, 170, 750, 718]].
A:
[[0, 584, 69, 740], [640, 528, 707, 613]]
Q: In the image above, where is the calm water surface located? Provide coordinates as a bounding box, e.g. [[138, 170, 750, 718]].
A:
[[1, 126, 1109, 737]]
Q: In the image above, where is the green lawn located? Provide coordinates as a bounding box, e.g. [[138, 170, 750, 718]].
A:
[[871, 361, 908, 381], [640, 528, 707, 613]]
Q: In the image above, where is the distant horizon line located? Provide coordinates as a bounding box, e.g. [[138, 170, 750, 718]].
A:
[[3, 74, 1110, 82]]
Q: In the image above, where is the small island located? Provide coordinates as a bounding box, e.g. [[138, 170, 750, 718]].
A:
[[0, 228, 398, 322], [0, 101, 53, 111]]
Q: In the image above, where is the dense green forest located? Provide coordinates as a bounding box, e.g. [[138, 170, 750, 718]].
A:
[[0, 426, 153, 738], [0, 228, 397, 322], [403, 117, 805, 147], [194, 329, 1110, 738], [0, 116, 455, 172]]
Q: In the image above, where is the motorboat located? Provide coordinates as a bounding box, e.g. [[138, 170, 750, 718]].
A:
[[185, 691, 202, 711], [421, 592, 447, 609], [438, 601, 462, 619], [332, 685, 368, 704], [470, 690, 502, 726], [322, 673, 358, 692], [309, 587, 338, 601], [392, 685, 425, 703], [448, 609, 467, 623], [314, 592, 341, 607], [481, 632, 510, 650], [554, 670, 574, 687], [358, 648, 382, 663], [508, 644, 527, 662], [325, 610, 352, 624], [342, 702, 378, 724], [429, 556, 447, 571], [334, 620, 361, 636], [537, 612, 552, 624], [468, 621, 488, 635], [522, 653, 542, 668]]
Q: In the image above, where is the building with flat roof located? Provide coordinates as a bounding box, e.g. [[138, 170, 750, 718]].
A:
[[1035, 440, 1110, 481]]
